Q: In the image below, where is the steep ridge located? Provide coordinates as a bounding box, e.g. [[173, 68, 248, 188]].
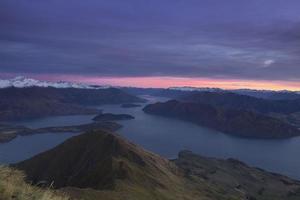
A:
[[13, 130, 185, 200], [13, 130, 300, 200], [143, 100, 300, 138]]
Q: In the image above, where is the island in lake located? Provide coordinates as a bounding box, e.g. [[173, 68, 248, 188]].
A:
[[121, 103, 142, 108]]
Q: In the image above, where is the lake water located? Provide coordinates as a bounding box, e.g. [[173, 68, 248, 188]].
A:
[[1, 95, 300, 180], [0, 132, 80, 164]]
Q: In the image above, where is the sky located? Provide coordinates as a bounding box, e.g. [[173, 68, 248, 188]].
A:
[[0, 0, 300, 90]]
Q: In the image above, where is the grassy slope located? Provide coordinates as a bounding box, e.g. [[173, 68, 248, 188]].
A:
[[0, 166, 69, 200], [175, 151, 300, 200]]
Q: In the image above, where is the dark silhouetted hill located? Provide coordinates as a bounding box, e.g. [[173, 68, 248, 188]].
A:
[[143, 100, 300, 138], [0, 87, 144, 121]]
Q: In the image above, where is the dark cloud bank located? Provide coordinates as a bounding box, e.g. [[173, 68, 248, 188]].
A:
[[0, 0, 300, 81]]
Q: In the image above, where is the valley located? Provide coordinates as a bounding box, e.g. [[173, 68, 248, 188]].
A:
[[1, 95, 300, 181]]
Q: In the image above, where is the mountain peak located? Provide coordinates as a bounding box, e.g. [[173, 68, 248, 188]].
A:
[[14, 130, 173, 190]]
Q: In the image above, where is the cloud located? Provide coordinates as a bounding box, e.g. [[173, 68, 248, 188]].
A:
[[0, 0, 300, 82], [263, 59, 275, 67]]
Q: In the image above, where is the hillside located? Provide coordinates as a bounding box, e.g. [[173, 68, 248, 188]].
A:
[[179, 91, 300, 114], [143, 100, 300, 138], [0, 166, 69, 200], [175, 150, 300, 200], [14, 130, 188, 200], [0, 87, 144, 121], [12, 130, 300, 200]]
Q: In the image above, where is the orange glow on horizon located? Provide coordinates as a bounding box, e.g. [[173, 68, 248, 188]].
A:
[[1, 73, 299, 91], [55, 75, 300, 91]]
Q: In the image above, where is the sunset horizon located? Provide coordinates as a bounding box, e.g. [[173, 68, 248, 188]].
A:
[[1, 73, 299, 91], [1, 1, 300, 92]]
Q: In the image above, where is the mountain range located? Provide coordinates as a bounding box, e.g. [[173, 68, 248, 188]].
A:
[[123, 87, 300, 100], [0, 76, 108, 89], [169, 87, 300, 100], [1, 77, 300, 100]]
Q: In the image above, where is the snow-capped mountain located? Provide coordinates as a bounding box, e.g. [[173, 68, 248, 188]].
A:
[[0, 76, 110, 89]]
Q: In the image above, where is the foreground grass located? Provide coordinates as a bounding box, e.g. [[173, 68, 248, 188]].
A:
[[0, 166, 69, 200]]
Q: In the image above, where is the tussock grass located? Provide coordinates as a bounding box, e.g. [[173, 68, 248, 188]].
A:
[[0, 165, 70, 200]]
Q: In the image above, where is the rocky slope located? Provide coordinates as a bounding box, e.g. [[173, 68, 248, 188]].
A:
[[143, 100, 300, 138], [13, 130, 300, 200]]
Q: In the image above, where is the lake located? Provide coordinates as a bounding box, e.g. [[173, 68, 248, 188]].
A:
[[1, 95, 300, 180]]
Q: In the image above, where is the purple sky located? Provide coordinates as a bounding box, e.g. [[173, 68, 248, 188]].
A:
[[0, 0, 300, 88]]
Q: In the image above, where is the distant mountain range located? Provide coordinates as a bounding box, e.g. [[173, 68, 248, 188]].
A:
[[2, 76, 299, 100], [13, 129, 300, 200], [123, 87, 300, 100], [170, 86, 300, 100], [0, 76, 109, 89]]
